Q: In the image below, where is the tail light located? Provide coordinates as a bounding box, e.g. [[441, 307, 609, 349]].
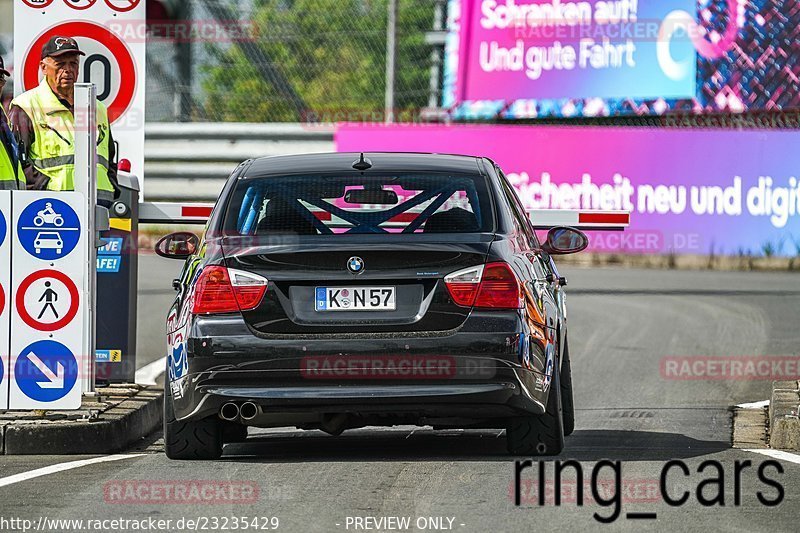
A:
[[192, 266, 268, 315], [444, 265, 483, 306], [444, 262, 523, 309]]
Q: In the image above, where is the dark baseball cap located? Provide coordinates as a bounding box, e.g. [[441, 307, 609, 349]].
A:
[[41, 36, 86, 60], [0, 55, 9, 77]]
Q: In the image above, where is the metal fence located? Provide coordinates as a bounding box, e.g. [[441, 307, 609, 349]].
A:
[[143, 122, 334, 201], [147, 0, 440, 124]]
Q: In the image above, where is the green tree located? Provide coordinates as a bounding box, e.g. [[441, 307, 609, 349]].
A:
[[201, 0, 435, 122]]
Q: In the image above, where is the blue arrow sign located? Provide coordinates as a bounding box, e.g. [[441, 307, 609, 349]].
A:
[[15, 340, 78, 402], [17, 198, 81, 261]]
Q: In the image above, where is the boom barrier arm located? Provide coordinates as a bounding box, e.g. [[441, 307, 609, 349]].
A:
[[139, 203, 631, 231]]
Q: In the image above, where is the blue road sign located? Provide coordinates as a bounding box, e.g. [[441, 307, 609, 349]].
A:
[[0, 207, 6, 247], [17, 198, 81, 260], [0, 357, 4, 389], [15, 340, 79, 402]]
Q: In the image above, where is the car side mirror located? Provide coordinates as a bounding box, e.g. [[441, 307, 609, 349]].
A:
[[155, 232, 200, 259], [541, 226, 589, 255]]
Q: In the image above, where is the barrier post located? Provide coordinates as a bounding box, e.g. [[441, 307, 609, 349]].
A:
[[73, 83, 98, 394]]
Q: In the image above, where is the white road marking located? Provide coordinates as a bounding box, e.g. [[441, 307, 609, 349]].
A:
[[736, 400, 770, 409], [0, 454, 146, 489], [744, 449, 800, 465], [135, 356, 166, 386]]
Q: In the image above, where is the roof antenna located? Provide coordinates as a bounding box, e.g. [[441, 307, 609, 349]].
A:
[[352, 153, 373, 171]]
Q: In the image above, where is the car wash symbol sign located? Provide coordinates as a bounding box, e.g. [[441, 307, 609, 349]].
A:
[[16, 270, 80, 332], [15, 340, 79, 402], [17, 198, 81, 261]]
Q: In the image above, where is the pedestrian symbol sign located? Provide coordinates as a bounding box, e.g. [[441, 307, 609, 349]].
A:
[[16, 270, 80, 332], [14, 340, 79, 403], [17, 198, 81, 260]]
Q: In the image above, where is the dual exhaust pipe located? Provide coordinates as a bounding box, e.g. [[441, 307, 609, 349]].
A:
[[220, 401, 260, 422]]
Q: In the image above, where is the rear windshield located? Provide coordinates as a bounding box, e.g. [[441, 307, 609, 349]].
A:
[[222, 173, 493, 236]]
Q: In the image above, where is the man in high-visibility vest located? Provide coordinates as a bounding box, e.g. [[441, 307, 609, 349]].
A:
[[8, 36, 118, 206], [0, 56, 24, 190]]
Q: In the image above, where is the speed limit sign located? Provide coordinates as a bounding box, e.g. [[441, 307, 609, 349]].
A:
[[14, 0, 146, 192], [22, 22, 136, 122]]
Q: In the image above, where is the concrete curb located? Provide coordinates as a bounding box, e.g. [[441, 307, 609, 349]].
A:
[[0, 386, 163, 455], [732, 405, 769, 449], [770, 381, 800, 451]]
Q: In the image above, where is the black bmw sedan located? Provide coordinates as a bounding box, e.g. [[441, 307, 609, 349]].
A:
[[156, 152, 589, 460]]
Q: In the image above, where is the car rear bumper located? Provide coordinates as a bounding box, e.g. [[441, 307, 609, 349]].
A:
[[169, 312, 554, 425]]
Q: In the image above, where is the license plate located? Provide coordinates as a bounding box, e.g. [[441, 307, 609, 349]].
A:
[[315, 287, 396, 312]]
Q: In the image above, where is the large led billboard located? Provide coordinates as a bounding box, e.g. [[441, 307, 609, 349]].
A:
[[336, 123, 800, 255], [443, 0, 800, 118]]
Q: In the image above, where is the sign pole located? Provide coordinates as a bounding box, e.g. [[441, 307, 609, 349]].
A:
[[74, 83, 97, 394]]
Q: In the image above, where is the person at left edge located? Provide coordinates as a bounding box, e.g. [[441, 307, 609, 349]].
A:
[[8, 36, 119, 206], [0, 55, 25, 190]]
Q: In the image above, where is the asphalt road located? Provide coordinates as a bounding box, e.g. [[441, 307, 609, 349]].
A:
[[1, 257, 799, 533]]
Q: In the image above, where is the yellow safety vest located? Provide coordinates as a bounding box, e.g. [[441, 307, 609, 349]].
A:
[[11, 77, 114, 201], [0, 107, 24, 190]]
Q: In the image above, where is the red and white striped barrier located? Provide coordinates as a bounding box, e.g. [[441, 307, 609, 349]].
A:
[[139, 203, 631, 231], [529, 210, 630, 230], [139, 203, 214, 224]]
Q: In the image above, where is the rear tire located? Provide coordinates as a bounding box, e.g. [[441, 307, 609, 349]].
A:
[[561, 338, 575, 436], [506, 363, 565, 456], [163, 380, 223, 460]]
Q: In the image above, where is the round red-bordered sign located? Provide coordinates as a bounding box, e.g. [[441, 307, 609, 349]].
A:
[[22, 0, 55, 9], [64, 0, 99, 10], [0, 283, 5, 316], [16, 270, 80, 332], [105, 0, 141, 13], [23, 21, 136, 123]]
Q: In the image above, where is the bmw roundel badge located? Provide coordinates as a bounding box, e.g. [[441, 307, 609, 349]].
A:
[[347, 256, 365, 274]]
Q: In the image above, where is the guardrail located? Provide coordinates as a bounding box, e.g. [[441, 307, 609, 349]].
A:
[[143, 123, 335, 201]]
